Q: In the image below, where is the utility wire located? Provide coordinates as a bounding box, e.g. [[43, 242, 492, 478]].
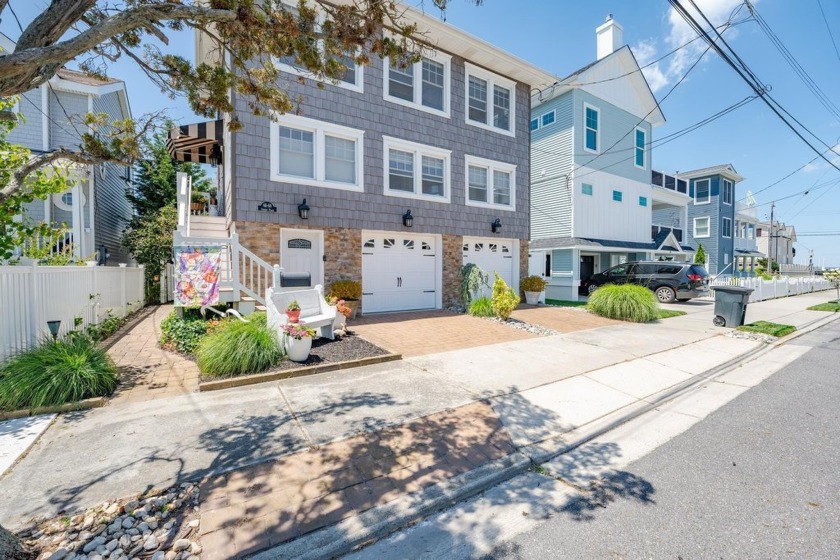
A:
[[816, 0, 840, 66]]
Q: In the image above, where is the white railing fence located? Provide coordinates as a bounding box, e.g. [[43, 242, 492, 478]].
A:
[[701, 275, 832, 303], [0, 264, 145, 361]]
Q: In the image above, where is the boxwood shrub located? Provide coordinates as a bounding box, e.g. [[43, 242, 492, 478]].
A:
[[587, 284, 660, 323]]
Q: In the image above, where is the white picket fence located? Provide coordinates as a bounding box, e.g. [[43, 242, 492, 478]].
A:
[[701, 275, 832, 303], [0, 264, 145, 361]]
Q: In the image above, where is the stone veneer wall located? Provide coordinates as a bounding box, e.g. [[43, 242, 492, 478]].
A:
[[234, 221, 362, 290], [442, 234, 463, 309], [519, 239, 529, 282]]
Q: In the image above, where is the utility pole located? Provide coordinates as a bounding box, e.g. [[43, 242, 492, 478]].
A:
[[769, 201, 775, 274]]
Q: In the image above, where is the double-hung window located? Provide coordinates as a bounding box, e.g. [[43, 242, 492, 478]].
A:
[[465, 63, 516, 136], [634, 127, 646, 169], [270, 114, 364, 191], [384, 53, 450, 117], [383, 137, 451, 202], [465, 155, 516, 210], [722, 179, 733, 205], [722, 217, 732, 238], [584, 103, 599, 152], [694, 179, 710, 204], [276, 2, 363, 92], [694, 217, 710, 238]]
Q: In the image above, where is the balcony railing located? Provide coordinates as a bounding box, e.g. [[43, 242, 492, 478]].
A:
[[652, 225, 683, 243]]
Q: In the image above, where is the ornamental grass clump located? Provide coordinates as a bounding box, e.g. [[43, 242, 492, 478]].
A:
[[467, 296, 495, 317], [587, 284, 660, 323], [196, 313, 284, 378], [0, 335, 119, 410]]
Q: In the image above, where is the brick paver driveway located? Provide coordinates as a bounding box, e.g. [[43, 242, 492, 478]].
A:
[[511, 304, 620, 332], [351, 310, 535, 357]]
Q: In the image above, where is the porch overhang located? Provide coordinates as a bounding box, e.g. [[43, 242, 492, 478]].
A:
[[735, 249, 764, 258], [166, 119, 224, 164]]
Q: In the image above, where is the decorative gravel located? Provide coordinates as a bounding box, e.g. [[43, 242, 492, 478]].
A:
[[274, 331, 390, 370], [484, 316, 559, 337], [726, 330, 777, 344]]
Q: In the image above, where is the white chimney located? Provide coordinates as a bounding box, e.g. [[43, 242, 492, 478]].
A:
[[596, 14, 624, 60]]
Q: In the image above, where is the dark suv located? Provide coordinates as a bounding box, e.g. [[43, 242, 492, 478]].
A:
[[583, 261, 710, 303]]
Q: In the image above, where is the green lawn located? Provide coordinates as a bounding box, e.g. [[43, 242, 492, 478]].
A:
[[737, 321, 796, 337], [545, 298, 588, 307], [657, 309, 687, 319], [807, 301, 840, 312]]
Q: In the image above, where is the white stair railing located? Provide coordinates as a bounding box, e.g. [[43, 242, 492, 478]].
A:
[[230, 233, 273, 305]]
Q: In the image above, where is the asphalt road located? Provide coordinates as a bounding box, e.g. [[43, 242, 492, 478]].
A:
[[488, 320, 840, 560]]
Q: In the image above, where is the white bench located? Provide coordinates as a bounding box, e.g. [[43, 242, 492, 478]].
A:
[[266, 284, 337, 340]]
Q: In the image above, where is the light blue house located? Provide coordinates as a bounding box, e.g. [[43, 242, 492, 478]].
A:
[[528, 16, 693, 300], [680, 164, 751, 276]]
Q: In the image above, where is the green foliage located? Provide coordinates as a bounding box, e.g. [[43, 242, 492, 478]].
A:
[[128, 125, 211, 216], [587, 284, 660, 323], [694, 244, 706, 265], [122, 205, 177, 279], [545, 299, 588, 308], [329, 279, 362, 300], [807, 301, 840, 312], [823, 269, 840, 301], [197, 313, 283, 378], [10, 226, 89, 265], [737, 321, 796, 337], [85, 311, 127, 342], [159, 310, 209, 354], [467, 296, 495, 317], [0, 335, 118, 410], [491, 273, 520, 320], [459, 263, 489, 306], [657, 309, 687, 319], [520, 275, 547, 293]]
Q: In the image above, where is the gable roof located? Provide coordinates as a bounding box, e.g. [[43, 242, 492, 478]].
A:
[[679, 163, 745, 182], [532, 45, 666, 127]]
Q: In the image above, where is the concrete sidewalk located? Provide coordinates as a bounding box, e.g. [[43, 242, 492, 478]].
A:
[[0, 291, 835, 555]]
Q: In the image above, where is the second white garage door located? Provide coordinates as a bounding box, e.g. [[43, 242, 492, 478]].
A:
[[463, 237, 516, 297], [361, 232, 439, 313]]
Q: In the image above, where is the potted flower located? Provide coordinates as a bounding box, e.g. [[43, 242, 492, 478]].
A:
[[329, 296, 352, 331], [328, 279, 362, 319], [282, 322, 317, 362], [286, 300, 301, 323], [521, 275, 548, 305], [208, 188, 219, 216], [190, 191, 207, 213]]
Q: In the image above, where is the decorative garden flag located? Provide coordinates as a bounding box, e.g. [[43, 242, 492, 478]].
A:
[[174, 245, 222, 306]]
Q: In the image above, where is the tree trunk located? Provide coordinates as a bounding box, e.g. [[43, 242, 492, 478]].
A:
[[0, 524, 30, 560]]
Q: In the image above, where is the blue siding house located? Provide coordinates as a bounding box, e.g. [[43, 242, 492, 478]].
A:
[[528, 16, 693, 301]]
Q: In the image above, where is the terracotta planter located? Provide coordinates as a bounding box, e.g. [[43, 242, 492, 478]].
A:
[[345, 299, 360, 320], [285, 335, 312, 362], [190, 202, 206, 212], [286, 310, 301, 323]]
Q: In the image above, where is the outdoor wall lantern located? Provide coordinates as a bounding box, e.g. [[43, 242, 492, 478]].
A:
[[402, 209, 414, 228], [298, 198, 310, 220], [46, 320, 61, 341], [491, 218, 502, 234], [257, 201, 277, 212]]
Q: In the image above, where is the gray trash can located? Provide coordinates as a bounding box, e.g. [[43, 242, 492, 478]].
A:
[[712, 285, 754, 327]]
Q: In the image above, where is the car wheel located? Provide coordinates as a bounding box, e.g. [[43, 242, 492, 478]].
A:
[[587, 283, 599, 295], [655, 286, 676, 303], [713, 315, 726, 327]]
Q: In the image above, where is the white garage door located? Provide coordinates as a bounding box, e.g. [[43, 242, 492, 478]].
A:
[[362, 232, 438, 313], [463, 237, 515, 297]]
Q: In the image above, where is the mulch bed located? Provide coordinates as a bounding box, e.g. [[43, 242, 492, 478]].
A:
[[272, 330, 388, 370]]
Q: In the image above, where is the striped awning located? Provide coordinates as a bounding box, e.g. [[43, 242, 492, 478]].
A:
[[166, 119, 224, 164]]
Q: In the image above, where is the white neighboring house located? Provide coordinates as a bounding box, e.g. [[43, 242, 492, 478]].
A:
[[2, 33, 134, 265]]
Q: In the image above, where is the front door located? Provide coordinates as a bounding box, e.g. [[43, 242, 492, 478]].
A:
[[280, 229, 324, 288]]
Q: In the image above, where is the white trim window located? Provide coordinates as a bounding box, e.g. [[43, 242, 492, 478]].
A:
[[541, 110, 556, 128], [383, 136, 451, 203], [634, 127, 646, 169], [583, 103, 599, 153], [694, 178, 710, 204], [270, 114, 364, 191], [694, 216, 710, 238], [275, 2, 363, 92], [384, 53, 451, 118], [530, 118, 539, 132], [722, 178, 733, 205], [465, 63, 516, 136], [722, 216, 732, 238], [465, 155, 516, 211]]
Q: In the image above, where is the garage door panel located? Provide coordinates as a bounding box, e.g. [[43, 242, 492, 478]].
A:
[[463, 237, 515, 298], [362, 233, 438, 313]]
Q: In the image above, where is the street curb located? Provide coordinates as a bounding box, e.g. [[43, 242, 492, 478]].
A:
[[198, 353, 402, 392], [248, 311, 840, 559], [248, 452, 533, 560], [0, 397, 107, 421]]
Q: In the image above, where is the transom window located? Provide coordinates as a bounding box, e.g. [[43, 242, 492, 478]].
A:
[[270, 114, 364, 192], [465, 155, 516, 210], [634, 127, 646, 169], [612, 190, 622, 202], [384, 54, 451, 117], [581, 183, 593, 196], [465, 63, 516, 136], [694, 179, 710, 204], [722, 179, 733, 205], [584, 103, 600, 152], [694, 217, 710, 238], [383, 136, 451, 202]]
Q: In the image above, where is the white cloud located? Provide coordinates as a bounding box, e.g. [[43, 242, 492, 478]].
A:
[[632, 39, 669, 93]]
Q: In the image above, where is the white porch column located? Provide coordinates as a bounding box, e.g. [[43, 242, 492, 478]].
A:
[[71, 178, 83, 257]]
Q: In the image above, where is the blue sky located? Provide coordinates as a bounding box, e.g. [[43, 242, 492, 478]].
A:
[[3, 0, 840, 266]]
